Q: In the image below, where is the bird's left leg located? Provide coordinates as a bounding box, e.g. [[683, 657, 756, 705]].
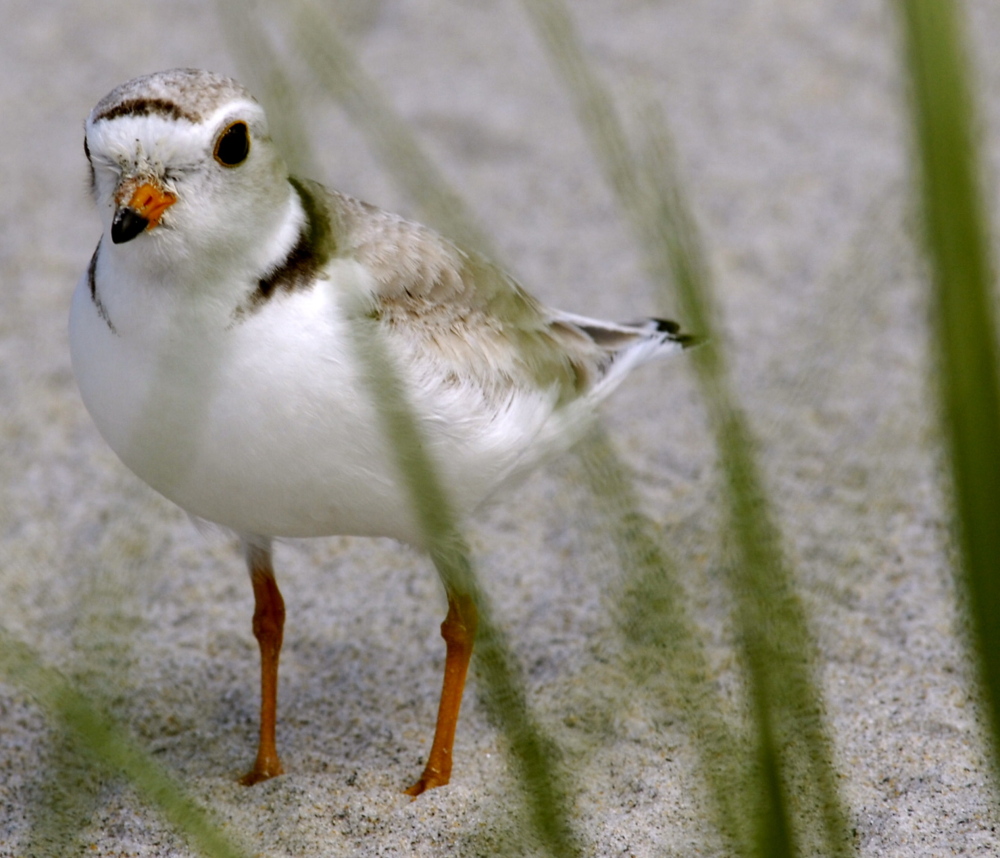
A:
[[405, 590, 478, 796]]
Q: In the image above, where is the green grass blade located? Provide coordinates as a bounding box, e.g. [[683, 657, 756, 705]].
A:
[[642, 100, 852, 858], [577, 426, 755, 855], [213, 5, 592, 851], [218, 4, 856, 853], [213, 0, 320, 178], [518, 1, 853, 855], [1, 629, 249, 858], [896, 0, 1000, 783], [347, 317, 582, 857], [286, 0, 498, 257], [516, 0, 644, 218]]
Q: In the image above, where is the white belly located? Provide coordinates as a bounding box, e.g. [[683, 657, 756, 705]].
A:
[[69, 268, 566, 543]]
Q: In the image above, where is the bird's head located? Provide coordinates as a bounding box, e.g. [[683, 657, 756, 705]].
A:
[[84, 69, 292, 270]]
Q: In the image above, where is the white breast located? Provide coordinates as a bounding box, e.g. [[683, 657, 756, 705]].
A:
[[69, 256, 571, 544]]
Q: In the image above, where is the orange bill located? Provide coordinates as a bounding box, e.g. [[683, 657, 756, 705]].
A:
[[124, 181, 177, 228]]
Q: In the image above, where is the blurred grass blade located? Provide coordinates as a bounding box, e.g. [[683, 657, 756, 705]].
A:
[[516, 0, 644, 222], [578, 426, 754, 855], [0, 628, 248, 858], [213, 0, 320, 177], [27, 734, 104, 857], [218, 3, 849, 853], [518, 0, 852, 855], [286, 0, 497, 257], [228, 0, 496, 256], [219, 6, 581, 853], [896, 0, 1000, 780], [640, 91, 852, 858], [347, 317, 581, 857]]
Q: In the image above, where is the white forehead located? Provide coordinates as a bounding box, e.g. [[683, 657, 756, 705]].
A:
[[85, 69, 267, 163], [87, 98, 263, 164]]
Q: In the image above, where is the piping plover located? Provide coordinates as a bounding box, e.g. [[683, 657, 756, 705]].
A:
[[70, 68, 697, 794]]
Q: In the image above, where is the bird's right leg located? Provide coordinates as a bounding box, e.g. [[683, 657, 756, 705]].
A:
[[240, 537, 286, 786]]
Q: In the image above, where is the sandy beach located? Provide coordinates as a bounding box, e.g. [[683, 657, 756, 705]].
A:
[[1, 1, 998, 855]]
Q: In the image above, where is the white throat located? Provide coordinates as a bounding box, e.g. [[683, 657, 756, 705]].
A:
[[95, 182, 305, 334]]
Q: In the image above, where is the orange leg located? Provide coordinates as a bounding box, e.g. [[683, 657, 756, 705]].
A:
[[405, 592, 478, 797], [239, 540, 286, 786]]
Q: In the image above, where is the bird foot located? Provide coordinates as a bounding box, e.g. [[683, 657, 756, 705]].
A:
[[404, 767, 449, 798], [239, 756, 284, 786]]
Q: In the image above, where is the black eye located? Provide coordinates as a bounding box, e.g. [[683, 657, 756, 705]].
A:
[[214, 121, 250, 167]]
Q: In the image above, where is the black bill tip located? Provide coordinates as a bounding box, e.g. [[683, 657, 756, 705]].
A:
[[111, 207, 149, 244]]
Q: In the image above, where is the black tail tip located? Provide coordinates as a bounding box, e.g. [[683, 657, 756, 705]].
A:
[[652, 317, 705, 349]]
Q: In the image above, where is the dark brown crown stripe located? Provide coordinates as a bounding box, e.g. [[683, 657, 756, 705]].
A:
[[231, 178, 335, 322], [94, 97, 199, 124], [88, 241, 117, 335]]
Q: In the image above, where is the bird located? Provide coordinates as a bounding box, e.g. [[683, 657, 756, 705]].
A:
[[69, 68, 698, 796]]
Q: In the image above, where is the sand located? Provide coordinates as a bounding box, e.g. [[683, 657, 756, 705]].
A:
[[1, 0, 998, 855]]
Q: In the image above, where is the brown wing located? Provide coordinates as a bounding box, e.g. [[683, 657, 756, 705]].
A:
[[326, 187, 601, 402]]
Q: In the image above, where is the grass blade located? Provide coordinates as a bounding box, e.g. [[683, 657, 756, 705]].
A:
[[895, 0, 1000, 784], [1, 629, 248, 858], [215, 3, 857, 853], [214, 0, 320, 177], [644, 88, 853, 858], [518, 1, 853, 854], [287, 0, 498, 257], [577, 426, 755, 854], [347, 316, 582, 857]]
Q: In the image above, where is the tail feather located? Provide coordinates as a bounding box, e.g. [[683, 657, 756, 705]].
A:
[[556, 311, 701, 351], [632, 317, 704, 350], [551, 311, 701, 402]]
